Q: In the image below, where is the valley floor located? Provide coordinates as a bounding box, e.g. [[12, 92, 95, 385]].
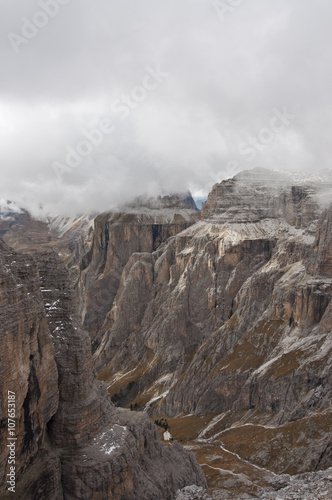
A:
[[152, 412, 332, 499]]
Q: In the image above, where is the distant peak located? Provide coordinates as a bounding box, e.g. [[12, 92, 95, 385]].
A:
[[120, 191, 198, 212]]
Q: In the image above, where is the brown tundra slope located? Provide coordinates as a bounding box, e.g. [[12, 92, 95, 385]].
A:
[[0, 242, 207, 499], [78, 169, 332, 497]]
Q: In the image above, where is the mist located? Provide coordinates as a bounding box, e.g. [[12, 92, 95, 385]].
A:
[[1, 0, 332, 215]]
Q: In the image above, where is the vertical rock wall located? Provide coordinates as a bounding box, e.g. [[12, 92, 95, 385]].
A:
[[0, 243, 207, 499]]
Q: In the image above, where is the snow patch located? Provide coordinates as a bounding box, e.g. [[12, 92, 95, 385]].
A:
[[46, 214, 95, 237], [0, 199, 24, 219], [93, 425, 127, 456], [144, 389, 170, 410]]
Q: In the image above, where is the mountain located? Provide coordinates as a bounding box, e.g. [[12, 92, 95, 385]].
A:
[[77, 192, 200, 353], [0, 241, 207, 499], [74, 169, 332, 498], [0, 201, 58, 252], [0, 201, 92, 257], [1, 175, 332, 498]]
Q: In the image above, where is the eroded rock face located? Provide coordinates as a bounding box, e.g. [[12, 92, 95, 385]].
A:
[[78, 194, 199, 352], [307, 204, 332, 277], [0, 244, 207, 499], [86, 170, 332, 496], [4, 174, 330, 497], [0, 208, 95, 304], [0, 241, 60, 498], [0, 210, 60, 253], [258, 467, 332, 500], [201, 169, 320, 228]]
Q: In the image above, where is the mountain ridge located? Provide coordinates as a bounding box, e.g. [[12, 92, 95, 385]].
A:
[[73, 169, 332, 497], [1, 171, 332, 498], [0, 242, 207, 499]]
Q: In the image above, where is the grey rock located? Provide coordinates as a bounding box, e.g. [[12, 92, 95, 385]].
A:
[[175, 485, 213, 499], [0, 245, 207, 499], [74, 170, 332, 496]]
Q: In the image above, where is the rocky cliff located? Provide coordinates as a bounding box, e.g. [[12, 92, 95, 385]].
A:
[[0, 241, 61, 498], [0, 206, 95, 281], [78, 193, 199, 352], [0, 242, 207, 499], [2, 173, 331, 498], [80, 169, 332, 498]]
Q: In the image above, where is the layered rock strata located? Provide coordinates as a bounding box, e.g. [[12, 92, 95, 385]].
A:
[[82, 169, 332, 496], [0, 244, 207, 499], [78, 194, 199, 352], [0, 242, 61, 498]]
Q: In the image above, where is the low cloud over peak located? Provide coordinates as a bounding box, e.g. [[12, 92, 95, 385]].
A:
[[1, 0, 332, 215]]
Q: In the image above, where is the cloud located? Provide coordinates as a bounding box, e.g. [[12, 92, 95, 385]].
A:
[[1, 0, 332, 214]]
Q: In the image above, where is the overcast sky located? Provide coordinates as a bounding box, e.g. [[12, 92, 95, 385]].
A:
[[1, 0, 332, 215]]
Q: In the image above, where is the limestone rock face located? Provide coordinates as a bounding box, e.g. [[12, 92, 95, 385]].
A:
[[78, 194, 199, 352], [201, 169, 320, 227], [3, 173, 331, 498], [0, 210, 60, 252], [0, 241, 60, 498], [86, 170, 332, 497], [0, 208, 95, 292], [258, 467, 332, 500], [0, 243, 207, 499], [307, 204, 332, 277]]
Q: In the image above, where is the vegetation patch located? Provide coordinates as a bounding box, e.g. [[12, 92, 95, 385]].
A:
[[220, 411, 332, 475], [265, 350, 302, 378], [208, 320, 284, 377], [151, 414, 215, 442]]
